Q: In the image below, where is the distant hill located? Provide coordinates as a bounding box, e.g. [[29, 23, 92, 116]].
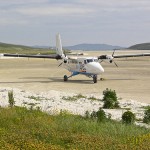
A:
[[128, 43, 150, 50], [0, 42, 55, 54], [0, 42, 33, 50], [64, 43, 123, 50]]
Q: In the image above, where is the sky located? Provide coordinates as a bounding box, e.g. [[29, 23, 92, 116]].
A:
[[0, 0, 150, 47]]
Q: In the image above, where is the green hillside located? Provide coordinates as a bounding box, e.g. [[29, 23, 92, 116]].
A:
[[128, 43, 150, 50], [0, 107, 150, 149], [0, 42, 55, 55]]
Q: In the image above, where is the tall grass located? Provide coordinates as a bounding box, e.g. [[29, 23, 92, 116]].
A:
[[0, 107, 149, 149]]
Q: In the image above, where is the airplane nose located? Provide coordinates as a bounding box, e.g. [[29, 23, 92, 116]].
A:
[[96, 63, 104, 73], [86, 62, 104, 74], [99, 65, 104, 73]]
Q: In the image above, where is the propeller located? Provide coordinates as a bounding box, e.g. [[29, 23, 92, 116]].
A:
[[98, 49, 118, 67], [110, 49, 118, 67], [58, 51, 68, 67], [58, 62, 63, 67]]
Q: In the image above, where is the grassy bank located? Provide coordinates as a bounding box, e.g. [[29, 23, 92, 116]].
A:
[[0, 107, 150, 149], [0, 46, 55, 55]]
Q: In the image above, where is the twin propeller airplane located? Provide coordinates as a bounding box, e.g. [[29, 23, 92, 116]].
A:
[[1, 34, 150, 83]]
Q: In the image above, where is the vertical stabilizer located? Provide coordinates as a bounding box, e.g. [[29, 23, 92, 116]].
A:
[[56, 33, 63, 56]]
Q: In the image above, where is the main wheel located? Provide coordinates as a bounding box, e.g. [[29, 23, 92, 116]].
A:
[[93, 75, 97, 83], [64, 75, 68, 81]]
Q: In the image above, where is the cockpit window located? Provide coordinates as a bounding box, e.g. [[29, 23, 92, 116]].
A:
[[94, 59, 98, 62], [87, 59, 93, 63]]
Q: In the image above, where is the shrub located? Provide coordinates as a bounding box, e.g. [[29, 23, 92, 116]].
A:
[[96, 108, 106, 122], [143, 107, 150, 124], [122, 111, 135, 124], [85, 110, 90, 119], [8, 90, 15, 108], [90, 111, 97, 119], [102, 88, 119, 109]]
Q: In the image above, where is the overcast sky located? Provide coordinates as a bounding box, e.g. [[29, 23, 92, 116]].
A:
[[0, 0, 150, 47]]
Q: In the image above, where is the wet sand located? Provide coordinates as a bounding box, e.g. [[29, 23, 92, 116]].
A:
[[0, 50, 150, 103]]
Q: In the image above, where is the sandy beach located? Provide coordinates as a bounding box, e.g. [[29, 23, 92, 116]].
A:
[[0, 50, 150, 128], [0, 50, 150, 103]]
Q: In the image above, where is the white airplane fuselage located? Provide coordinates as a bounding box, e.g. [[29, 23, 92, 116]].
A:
[[62, 57, 104, 75]]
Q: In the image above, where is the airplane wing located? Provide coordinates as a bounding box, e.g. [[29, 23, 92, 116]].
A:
[[113, 53, 150, 58], [1, 53, 62, 60], [98, 52, 150, 67], [1, 34, 66, 61]]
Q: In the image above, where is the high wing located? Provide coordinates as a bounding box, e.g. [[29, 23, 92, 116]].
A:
[[1, 33, 65, 60], [113, 53, 150, 58], [1, 53, 62, 59], [98, 52, 150, 67]]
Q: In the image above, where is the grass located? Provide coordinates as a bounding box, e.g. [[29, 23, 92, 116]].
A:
[[0, 106, 150, 149], [28, 96, 44, 101], [62, 94, 87, 101], [88, 96, 101, 101]]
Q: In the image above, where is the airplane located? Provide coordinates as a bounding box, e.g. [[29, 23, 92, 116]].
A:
[[1, 33, 150, 83]]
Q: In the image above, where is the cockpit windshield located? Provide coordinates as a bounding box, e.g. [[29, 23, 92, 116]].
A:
[[87, 59, 93, 63], [86, 58, 98, 63]]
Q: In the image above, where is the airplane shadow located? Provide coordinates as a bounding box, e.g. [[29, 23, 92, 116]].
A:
[[0, 77, 93, 85], [0, 77, 137, 85], [105, 78, 136, 81]]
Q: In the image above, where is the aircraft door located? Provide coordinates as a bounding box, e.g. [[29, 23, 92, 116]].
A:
[[78, 61, 86, 72]]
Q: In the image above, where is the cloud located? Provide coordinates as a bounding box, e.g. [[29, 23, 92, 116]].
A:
[[0, 0, 150, 46], [0, 0, 48, 5], [15, 5, 93, 17], [0, 18, 28, 26], [0, 1, 93, 18], [78, 0, 150, 12]]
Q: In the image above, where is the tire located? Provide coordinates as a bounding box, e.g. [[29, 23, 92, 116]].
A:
[[64, 75, 68, 81], [93, 75, 97, 83]]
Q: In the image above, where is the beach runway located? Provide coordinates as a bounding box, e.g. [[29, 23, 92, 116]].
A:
[[0, 50, 150, 103]]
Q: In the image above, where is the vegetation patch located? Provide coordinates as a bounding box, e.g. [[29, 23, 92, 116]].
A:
[[122, 111, 135, 124], [102, 88, 120, 109], [0, 107, 149, 149], [28, 96, 44, 101], [62, 94, 86, 101], [8, 90, 15, 108], [88, 96, 100, 101], [143, 107, 150, 124]]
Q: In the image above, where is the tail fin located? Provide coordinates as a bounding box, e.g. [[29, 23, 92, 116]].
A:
[[56, 33, 63, 56]]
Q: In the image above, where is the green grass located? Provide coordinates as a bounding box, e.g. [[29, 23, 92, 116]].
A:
[[0, 107, 150, 149], [62, 94, 87, 101]]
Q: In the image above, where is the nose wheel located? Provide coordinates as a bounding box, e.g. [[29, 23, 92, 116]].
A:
[[93, 75, 97, 83], [64, 75, 68, 81]]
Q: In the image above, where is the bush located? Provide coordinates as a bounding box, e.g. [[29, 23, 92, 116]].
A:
[[122, 111, 135, 124], [143, 107, 150, 124], [96, 108, 107, 122], [85, 108, 107, 122], [8, 90, 15, 108], [90, 111, 97, 119], [102, 88, 119, 109], [85, 110, 90, 119]]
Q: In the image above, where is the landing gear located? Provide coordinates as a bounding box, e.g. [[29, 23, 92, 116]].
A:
[[93, 75, 97, 83], [64, 75, 68, 81]]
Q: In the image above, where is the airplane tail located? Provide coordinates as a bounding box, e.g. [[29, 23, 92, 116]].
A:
[[56, 33, 64, 56]]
